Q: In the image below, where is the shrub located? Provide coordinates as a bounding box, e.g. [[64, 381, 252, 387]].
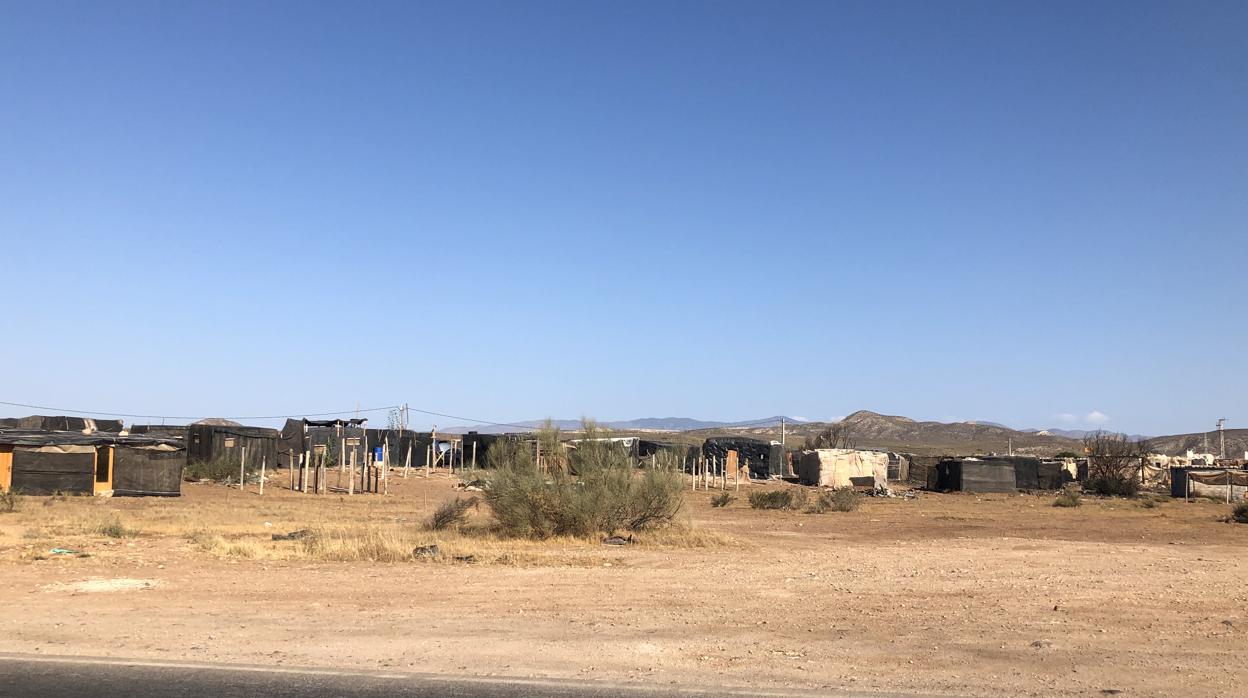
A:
[[95, 516, 135, 538], [479, 429, 685, 539], [1231, 500, 1248, 524], [710, 492, 734, 508], [807, 488, 861, 513], [484, 438, 533, 471], [0, 489, 17, 514], [1053, 485, 1083, 508], [429, 496, 479, 531], [748, 488, 808, 510], [186, 455, 258, 483]]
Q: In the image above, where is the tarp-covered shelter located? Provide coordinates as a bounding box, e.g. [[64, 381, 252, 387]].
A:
[[797, 449, 889, 488], [935, 458, 1017, 493], [703, 437, 787, 479], [1170, 467, 1248, 501], [906, 455, 943, 489], [0, 430, 183, 496], [638, 440, 700, 469], [186, 424, 278, 470], [278, 419, 367, 470]]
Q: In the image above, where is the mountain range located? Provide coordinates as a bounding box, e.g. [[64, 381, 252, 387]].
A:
[[444, 410, 1227, 457]]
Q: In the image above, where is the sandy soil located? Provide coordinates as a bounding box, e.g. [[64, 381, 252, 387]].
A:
[[1, 473, 1245, 697]]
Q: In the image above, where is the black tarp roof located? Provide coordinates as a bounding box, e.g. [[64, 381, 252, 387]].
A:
[[0, 429, 182, 448], [302, 418, 368, 428]]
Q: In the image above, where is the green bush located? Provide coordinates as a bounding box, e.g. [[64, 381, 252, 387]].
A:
[[807, 488, 861, 513], [1231, 500, 1248, 524], [429, 496, 479, 530], [185, 455, 259, 483], [1053, 485, 1083, 508], [710, 492, 734, 508], [484, 439, 533, 471], [748, 488, 808, 510], [478, 430, 684, 539]]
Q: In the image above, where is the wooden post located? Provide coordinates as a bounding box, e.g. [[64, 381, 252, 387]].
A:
[[472, 441, 477, 470], [404, 442, 412, 478], [259, 457, 266, 495], [426, 444, 431, 478], [239, 446, 247, 491], [348, 448, 356, 495], [301, 450, 309, 493], [289, 451, 295, 492]]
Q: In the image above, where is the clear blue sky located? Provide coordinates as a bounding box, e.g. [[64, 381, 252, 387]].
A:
[[1, 1, 1244, 435]]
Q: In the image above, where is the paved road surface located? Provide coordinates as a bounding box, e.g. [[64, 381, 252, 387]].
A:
[[0, 654, 929, 698]]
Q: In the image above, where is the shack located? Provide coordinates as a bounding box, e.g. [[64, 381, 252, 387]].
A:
[[0, 430, 184, 496], [277, 419, 366, 470], [797, 449, 889, 488], [703, 437, 787, 479], [934, 458, 1017, 493], [1170, 467, 1248, 501], [186, 422, 279, 471]]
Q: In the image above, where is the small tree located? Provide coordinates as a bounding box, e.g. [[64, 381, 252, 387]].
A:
[[803, 422, 854, 450], [1083, 431, 1146, 497]]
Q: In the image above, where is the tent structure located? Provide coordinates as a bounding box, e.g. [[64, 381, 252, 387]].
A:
[[0, 430, 183, 496], [797, 449, 889, 488], [702, 437, 787, 479]]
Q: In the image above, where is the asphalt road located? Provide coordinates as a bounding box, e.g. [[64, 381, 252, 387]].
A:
[[0, 654, 925, 698]]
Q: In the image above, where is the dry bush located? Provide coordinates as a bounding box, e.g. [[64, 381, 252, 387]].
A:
[[0, 490, 17, 514], [1232, 501, 1248, 524], [94, 516, 136, 538], [478, 422, 685, 538], [1053, 485, 1083, 508], [748, 488, 808, 510], [1084, 432, 1146, 497], [429, 496, 478, 531], [807, 488, 860, 513], [710, 492, 734, 508]]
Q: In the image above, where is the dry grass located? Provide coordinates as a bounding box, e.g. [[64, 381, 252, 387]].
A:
[[0, 476, 730, 567]]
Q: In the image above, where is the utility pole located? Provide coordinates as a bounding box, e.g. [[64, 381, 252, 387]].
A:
[[780, 417, 786, 449], [1217, 418, 1226, 460]]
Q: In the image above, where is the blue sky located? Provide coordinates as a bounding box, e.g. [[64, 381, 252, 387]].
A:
[[0, 1, 1244, 435]]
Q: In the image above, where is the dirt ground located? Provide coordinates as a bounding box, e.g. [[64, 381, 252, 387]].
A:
[[1, 472, 1245, 697]]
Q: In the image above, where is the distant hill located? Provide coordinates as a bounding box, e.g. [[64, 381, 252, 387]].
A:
[[1022, 427, 1151, 441], [1145, 428, 1248, 458], [691, 410, 1085, 457], [442, 416, 805, 435]]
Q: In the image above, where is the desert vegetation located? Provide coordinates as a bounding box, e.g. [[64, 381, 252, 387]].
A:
[[474, 421, 686, 538]]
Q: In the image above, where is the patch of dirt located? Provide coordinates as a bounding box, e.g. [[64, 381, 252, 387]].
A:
[[1, 474, 1245, 697]]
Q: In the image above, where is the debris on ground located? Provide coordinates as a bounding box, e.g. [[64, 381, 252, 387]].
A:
[[413, 544, 440, 557], [270, 530, 311, 541], [602, 535, 635, 546]]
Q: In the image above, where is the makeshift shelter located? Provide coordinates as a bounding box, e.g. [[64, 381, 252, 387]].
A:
[[276, 419, 367, 471], [186, 424, 279, 470], [0, 430, 183, 496], [1170, 467, 1248, 501], [703, 437, 787, 479], [886, 452, 909, 482], [906, 455, 943, 489], [638, 440, 700, 469], [797, 449, 889, 488], [935, 458, 1017, 493]]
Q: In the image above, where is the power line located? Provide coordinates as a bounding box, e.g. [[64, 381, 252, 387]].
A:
[[0, 400, 399, 422]]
